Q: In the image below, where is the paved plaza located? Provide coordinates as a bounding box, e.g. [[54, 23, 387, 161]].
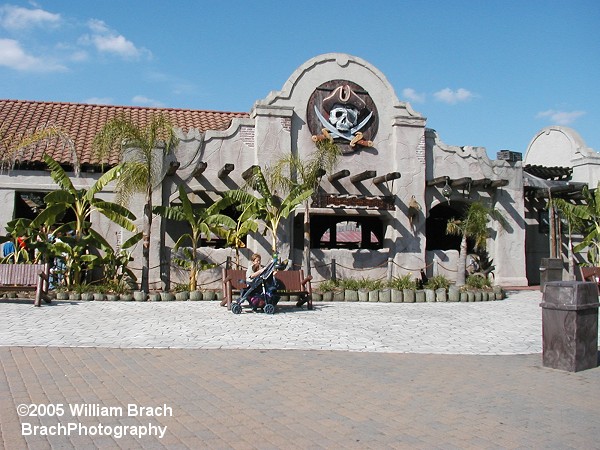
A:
[[1, 289, 599, 449]]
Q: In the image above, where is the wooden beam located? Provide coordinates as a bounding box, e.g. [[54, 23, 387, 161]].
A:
[[192, 161, 207, 177], [471, 178, 491, 188], [489, 179, 509, 188], [328, 169, 350, 182], [241, 165, 259, 181], [426, 176, 449, 187], [373, 172, 401, 184], [350, 170, 377, 183], [166, 161, 180, 176], [218, 163, 235, 179], [450, 177, 472, 188]]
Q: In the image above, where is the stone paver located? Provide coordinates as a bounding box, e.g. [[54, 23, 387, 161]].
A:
[[1, 289, 599, 449], [0, 290, 549, 354]]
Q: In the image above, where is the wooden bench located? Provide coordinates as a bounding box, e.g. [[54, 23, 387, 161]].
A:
[[0, 263, 51, 307], [221, 268, 313, 310], [580, 266, 600, 292]]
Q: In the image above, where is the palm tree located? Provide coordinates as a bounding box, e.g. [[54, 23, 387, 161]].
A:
[[153, 185, 235, 290], [220, 166, 313, 254], [270, 140, 341, 275], [446, 202, 506, 286], [550, 197, 585, 278], [93, 113, 178, 293]]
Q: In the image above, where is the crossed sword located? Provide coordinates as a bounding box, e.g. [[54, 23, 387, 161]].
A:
[[314, 105, 373, 147]]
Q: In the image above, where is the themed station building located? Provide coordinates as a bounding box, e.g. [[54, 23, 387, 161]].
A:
[[1, 53, 598, 289]]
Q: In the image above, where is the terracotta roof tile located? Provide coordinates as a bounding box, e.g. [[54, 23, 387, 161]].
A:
[[0, 99, 249, 169]]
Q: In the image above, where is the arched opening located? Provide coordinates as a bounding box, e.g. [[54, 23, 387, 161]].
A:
[[426, 201, 474, 252]]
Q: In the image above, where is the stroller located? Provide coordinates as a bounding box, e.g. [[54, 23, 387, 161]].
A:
[[231, 255, 286, 315]]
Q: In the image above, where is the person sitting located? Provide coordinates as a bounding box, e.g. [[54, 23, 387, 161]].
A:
[[246, 253, 265, 283]]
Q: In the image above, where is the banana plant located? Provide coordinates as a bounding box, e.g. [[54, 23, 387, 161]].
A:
[[153, 185, 235, 290], [219, 166, 313, 253], [33, 154, 137, 239]]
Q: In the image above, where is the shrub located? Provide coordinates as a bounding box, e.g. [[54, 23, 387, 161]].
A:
[[464, 274, 492, 290], [388, 274, 417, 290], [318, 279, 340, 293], [424, 275, 452, 290]]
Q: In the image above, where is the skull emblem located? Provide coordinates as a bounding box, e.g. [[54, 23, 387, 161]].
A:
[[328, 104, 359, 132]]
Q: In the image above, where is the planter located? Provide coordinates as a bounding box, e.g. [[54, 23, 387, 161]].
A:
[[358, 290, 369, 302], [93, 293, 106, 302], [425, 289, 436, 303], [322, 291, 333, 302], [344, 289, 358, 302], [68, 293, 81, 301], [80, 293, 94, 301], [493, 286, 504, 300], [106, 294, 119, 301], [403, 289, 415, 303], [466, 291, 475, 302], [189, 290, 203, 301], [391, 289, 403, 303], [119, 293, 133, 301], [379, 289, 391, 303], [415, 290, 425, 303], [133, 291, 147, 302], [175, 291, 189, 301], [148, 292, 161, 302], [332, 290, 345, 302], [202, 291, 216, 301], [436, 288, 447, 302], [56, 292, 69, 300], [473, 291, 482, 302], [448, 286, 460, 302], [312, 292, 323, 302], [160, 292, 175, 302], [368, 290, 379, 302], [215, 291, 224, 301]]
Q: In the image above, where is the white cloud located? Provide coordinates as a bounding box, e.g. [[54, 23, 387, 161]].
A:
[[536, 109, 586, 125], [83, 97, 114, 105], [402, 88, 426, 103], [132, 95, 165, 108], [0, 4, 61, 30], [434, 88, 474, 104], [0, 38, 66, 72], [82, 19, 150, 60]]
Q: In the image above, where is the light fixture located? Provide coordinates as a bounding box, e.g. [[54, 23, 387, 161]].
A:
[[442, 179, 452, 201]]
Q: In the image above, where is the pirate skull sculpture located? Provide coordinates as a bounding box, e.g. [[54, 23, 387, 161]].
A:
[[329, 104, 359, 131]]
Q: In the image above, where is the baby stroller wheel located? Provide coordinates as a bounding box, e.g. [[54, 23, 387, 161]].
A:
[[231, 303, 242, 315], [264, 303, 275, 315]]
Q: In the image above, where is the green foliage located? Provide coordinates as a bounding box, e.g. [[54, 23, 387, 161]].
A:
[[464, 274, 492, 290], [558, 182, 600, 266], [154, 184, 234, 290], [93, 112, 178, 293], [218, 165, 312, 252], [388, 274, 418, 290], [317, 279, 340, 293], [424, 275, 452, 290]]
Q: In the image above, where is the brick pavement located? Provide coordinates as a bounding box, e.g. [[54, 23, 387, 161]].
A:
[[0, 289, 599, 449]]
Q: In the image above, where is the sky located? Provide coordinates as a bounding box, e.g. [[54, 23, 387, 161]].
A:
[[1, 1, 598, 159]]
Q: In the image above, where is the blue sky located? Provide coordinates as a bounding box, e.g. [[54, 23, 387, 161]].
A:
[[1, 1, 598, 159]]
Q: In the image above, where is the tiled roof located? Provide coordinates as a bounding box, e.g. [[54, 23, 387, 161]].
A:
[[0, 99, 249, 170]]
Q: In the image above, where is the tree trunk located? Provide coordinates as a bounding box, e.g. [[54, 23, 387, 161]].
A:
[[456, 234, 468, 286], [303, 200, 311, 277], [141, 186, 152, 294]]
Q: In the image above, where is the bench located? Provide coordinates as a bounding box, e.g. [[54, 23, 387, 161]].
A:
[[221, 268, 313, 310], [0, 263, 51, 307], [580, 266, 600, 291]]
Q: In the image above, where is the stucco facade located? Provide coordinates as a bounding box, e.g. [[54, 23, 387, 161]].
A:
[[2, 53, 598, 289]]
